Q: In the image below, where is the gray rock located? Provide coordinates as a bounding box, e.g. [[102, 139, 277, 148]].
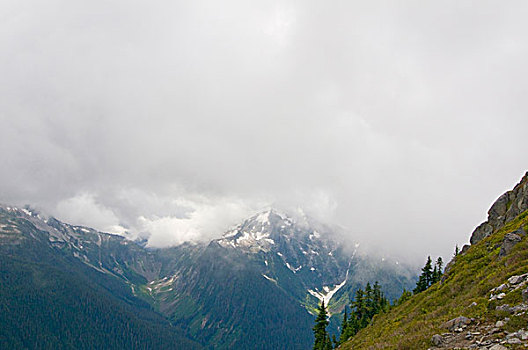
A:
[[523, 287, 528, 302], [489, 193, 509, 222], [512, 304, 528, 312], [508, 273, 528, 285], [506, 332, 519, 339], [495, 320, 505, 327], [493, 283, 509, 292], [460, 244, 470, 255], [443, 316, 471, 331], [489, 345, 508, 350], [507, 337, 521, 344], [470, 222, 494, 245], [431, 334, 443, 346], [499, 233, 522, 257], [470, 172, 528, 245], [496, 293, 506, 300]]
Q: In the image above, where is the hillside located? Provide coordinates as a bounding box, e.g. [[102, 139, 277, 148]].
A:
[[342, 172, 528, 349]]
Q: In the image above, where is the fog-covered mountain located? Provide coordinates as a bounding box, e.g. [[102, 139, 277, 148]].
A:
[[0, 205, 416, 349]]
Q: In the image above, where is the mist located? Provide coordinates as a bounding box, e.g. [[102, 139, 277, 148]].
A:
[[1, 0, 527, 264]]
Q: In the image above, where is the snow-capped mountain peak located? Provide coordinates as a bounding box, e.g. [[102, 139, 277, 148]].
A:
[[216, 209, 311, 252]]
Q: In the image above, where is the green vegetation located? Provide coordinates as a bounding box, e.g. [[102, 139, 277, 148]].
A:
[[313, 301, 333, 350], [312, 281, 391, 349], [0, 215, 201, 350], [339, 282, 390, 345], [342, 209, 528, 349], [413, 256, 443, 293]]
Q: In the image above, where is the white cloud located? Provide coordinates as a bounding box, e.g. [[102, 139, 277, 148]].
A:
[[137, 197, 258, 247], [55, 193, 126, 234], [1, 0, 527, 261]]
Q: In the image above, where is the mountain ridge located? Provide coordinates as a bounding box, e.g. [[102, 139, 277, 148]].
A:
[[0, 203, 416, 349]]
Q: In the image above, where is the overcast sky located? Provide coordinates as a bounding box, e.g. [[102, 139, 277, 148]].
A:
[[1, 0, 527, 263]]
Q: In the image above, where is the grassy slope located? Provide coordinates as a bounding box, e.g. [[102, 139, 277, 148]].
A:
[[342, 210, 528, 349]]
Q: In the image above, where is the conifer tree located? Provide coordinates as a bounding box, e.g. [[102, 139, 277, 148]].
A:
[[423, 256, 433, 286], [339, 308, 348, 343], [432, 257, 443, 283], [414, 256, 434, 293], [345, 282, 390, 341], [313, 301, 331, 350], [436, 257, 443, 272]]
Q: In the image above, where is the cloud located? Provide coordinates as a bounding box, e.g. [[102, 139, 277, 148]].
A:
[[138, 197, 256, 247], [1, 0, 527, 262], [55, 193, 126, 235]]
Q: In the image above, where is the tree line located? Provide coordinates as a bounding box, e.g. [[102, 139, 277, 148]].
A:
[[312, 256, 444, 349], [312, 282, 390, 349]]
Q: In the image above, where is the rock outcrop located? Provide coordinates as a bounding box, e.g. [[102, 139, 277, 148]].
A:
[[498, 229, 525, 257], [470, 172, 528, 245]]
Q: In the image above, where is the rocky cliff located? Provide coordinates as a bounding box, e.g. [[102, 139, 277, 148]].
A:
[[470, 172, 528, 244]]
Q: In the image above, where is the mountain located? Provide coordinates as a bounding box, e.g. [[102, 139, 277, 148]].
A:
[[0, 205, 416, 349], [341, 172, 528, 349], [138, 209, 416, 348], [0, 206, 201, 350]]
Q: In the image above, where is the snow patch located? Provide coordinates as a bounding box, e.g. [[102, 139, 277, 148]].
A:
[[262, 274, 277, 283], [255, 211, 271, 225], [223, 227, 239, 238], [285, 262, 302, 273], [308, 268, 350, 308]]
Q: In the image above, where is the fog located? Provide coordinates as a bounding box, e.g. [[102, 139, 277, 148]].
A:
[[1, 0, 527, 264]]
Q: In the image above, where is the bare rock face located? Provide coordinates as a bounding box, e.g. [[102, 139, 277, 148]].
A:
[[499, 232, 523, 257], [470, 172, 528, 245]]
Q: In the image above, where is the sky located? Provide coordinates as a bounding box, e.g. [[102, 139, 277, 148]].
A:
[[1, 0, 527, 264]]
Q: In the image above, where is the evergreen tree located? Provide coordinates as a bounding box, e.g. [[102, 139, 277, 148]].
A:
[[413, 273, 427, 294], [436, 257, 443, 272], [365, 282, 374, 319], [423, 256, 433, 286], [344, 282, 390, 341], [414, 256, 434, 293], [313, 301, 331, 350], [454, 245, 459, 257], [432, 257, 443, 283], [339, 308, 348, 343]]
